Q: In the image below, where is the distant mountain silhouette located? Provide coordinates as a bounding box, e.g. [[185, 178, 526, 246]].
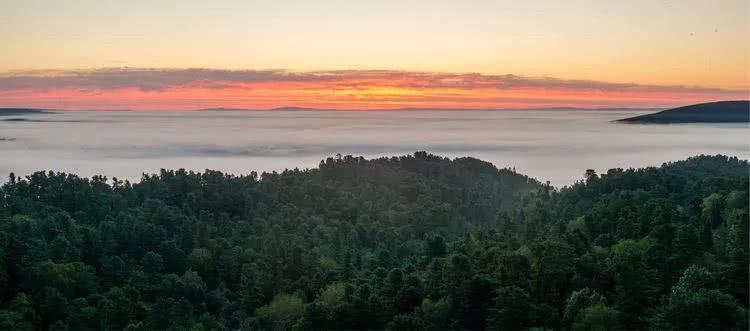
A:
[[197, 107, 262, 111], [198, 106, 337, 111], [617, 101, 749, 123], [0, 108, 56, 116], [269, 106, 338, 111], [198, 106, 657, 112]]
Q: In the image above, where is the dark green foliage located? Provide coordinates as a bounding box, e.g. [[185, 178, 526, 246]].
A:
[[0, 153, 746, 329], [651, 266, 748, 330], [572, 303, 621, 330]]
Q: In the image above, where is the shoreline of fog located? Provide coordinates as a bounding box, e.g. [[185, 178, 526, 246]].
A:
[[0, 109, 747, 187], [1, 152, 748, 190]]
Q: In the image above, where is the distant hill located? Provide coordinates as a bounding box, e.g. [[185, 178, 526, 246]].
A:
[[0, 108, 56, 116], [617, 101, 749, 123], [197, 107, 262, 111], [199, 106, 356, 111], [198, 106, 658, 112]]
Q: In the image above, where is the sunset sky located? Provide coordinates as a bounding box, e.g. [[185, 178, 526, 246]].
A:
[[1, 0, 748, 110]]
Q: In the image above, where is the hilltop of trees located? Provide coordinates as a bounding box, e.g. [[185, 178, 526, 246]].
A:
[[0, 152, 747, 330]]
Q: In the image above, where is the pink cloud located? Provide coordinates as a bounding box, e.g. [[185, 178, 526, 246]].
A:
[[0, 68, 745, 110]]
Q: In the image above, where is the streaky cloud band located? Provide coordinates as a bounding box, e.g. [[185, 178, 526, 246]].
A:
[[0, 68, 742, 94]]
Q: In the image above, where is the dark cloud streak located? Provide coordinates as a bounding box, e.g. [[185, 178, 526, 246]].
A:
[[0, 68, 742, 95]]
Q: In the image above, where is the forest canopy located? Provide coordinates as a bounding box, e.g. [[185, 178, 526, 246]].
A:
[[0, 152, 747, 330]]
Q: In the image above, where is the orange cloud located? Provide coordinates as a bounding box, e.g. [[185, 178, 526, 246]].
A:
[[0, 68, 746, 110]]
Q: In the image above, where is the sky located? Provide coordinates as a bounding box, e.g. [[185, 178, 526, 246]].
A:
[[0, 0, 748, 110]]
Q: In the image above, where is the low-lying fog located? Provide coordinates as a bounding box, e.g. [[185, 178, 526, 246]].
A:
[[1, 110, 747, 187]]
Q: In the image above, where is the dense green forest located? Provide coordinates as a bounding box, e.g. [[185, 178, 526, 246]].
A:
[[0, 152, 747, 330]]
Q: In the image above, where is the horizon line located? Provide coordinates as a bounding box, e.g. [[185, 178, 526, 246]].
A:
[[5, 99, 750, 112], [0, 105, 671, 112]]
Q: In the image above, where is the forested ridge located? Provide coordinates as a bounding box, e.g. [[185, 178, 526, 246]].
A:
[[0, 152, 747, 330]]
